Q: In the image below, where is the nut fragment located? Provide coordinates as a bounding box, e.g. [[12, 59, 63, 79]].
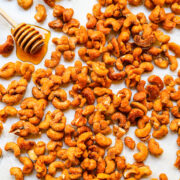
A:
[[44, 0, 55, 7], [17, 0, 33, 9]]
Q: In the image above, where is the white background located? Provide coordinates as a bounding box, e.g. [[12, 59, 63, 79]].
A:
[[0, 0, 180, 179]]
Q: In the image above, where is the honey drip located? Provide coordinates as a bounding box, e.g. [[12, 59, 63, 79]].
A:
[[13, 25, 50, 65]]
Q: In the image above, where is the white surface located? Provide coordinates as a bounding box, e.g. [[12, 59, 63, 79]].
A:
[[0, 0, 180, 179]]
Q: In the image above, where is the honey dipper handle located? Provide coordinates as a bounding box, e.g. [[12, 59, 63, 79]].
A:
[[0, 8, 17, 27]]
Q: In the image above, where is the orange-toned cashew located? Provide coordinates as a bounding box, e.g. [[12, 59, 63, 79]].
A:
[[19, 157, 33, 174], [95, 133, 112, 147], [135, 123, 152, 138], [34, 4, 47, 22], [152, 125, 168, 139], [0, 35, 14, 55], [148, 138, 163, 156], [48, 161, 65, 176], [124, 136, 136, 150], [5, 142, 20, 157], [10, 167, 24, 180], [133, 142, 148, 162]]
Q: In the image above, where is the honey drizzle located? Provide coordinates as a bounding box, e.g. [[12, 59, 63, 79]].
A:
[[13, 25, 51, 65]]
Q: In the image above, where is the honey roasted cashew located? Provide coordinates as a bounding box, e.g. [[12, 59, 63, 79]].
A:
[[44, 0, 55, 7], [35, 4, 47, 22], [148, 138, 163, 156], [135, 123, 152, 138], [133, 142, 148, 162], [47, 128, 64, 141], [47, 141, 63, 152], [107, 138, 123, 159], [10, 167, 24, 180], [0, 35, 14, 55], [19, 156, 34, 174], [152, 125, 168, 139], [17, 137, 35, 151], [34, 141, 46, 156], [95, 133, 112, 147], [5, 142, 21, 157], [124, 136, 136, 150], [10, 121, 39, 137], [48, 161, 65, 176], [17, 0, 33, 9]]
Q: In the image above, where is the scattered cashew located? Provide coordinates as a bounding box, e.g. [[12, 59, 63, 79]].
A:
[[35, 4, 47, 22]]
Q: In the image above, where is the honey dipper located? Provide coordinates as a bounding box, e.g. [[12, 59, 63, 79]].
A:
[[0, 8, 44, 54]]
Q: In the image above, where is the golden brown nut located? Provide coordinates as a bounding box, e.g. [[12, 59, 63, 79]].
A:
[[0, 62, 16, 79], [0, 35, 14, 55], [63, 8, 74, 22], [28, 149, 37, 161], [0, 106, 17, 122], [10, 167, 24, 180], [135, 123, 152, 139], [82, 87, 95, 105], [133, 142, 148, 162], [48, 19, 63, 30], [149, 6, 166, 24], [47, 141, 62, 152], [63, 50, 75, 61], [45, 51, 61, 68], [116, 156, 126, 171], [62, 19, 80, 34], [148, 138, 163, 156], [174, 150, 180, 170], [152, 125, 168, 139], [53, 5, 65, 17], [17, 137, 35, 151], [95, 133, 112, 147], [48, 161, 65, 175], [171, 3, 180, 14], [124, 136, 136, 150], [15, 61, 35, 81], [2, 78, 28, 105], [162, 13, 176, 31], [17, 0, 33, 9], [34, 141, 46, 156], [47, 128, 64, 141], [35, 4, 47, 22], [86, 13, 97, 29], [169, 42, 180, 57], [5, 142, 21, 157], [107, 138, 123, 159], [159, 173, 168, 180], [148, 75, 164, 90], [10, 121, 39, 137], [44, 0, 55, 7], [81, 158, 97, 171], [19, 157, 33, 174]]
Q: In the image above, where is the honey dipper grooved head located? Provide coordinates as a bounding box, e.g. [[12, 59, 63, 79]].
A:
[[12, 23, 44, 54]]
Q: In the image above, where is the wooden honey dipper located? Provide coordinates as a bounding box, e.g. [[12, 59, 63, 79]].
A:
[[0, 8, 44, 55]]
